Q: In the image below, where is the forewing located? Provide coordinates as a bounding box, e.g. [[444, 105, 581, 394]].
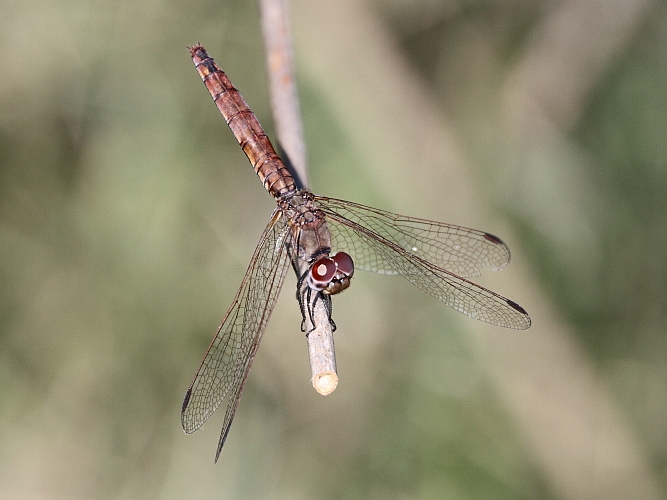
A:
[[181, 209, 291, 457], [314, 196, 510, 277], [320, 208, 531, 330]]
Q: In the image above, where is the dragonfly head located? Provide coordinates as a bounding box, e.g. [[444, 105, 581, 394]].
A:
[[306, 252, 354, 295]]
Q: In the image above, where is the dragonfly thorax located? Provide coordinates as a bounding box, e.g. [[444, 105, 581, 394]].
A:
[[279, 191, 333, 263], [306, 252, 355, 295]]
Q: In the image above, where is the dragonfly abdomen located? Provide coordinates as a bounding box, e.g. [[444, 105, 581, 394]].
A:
[[190, 45, 296, 198]]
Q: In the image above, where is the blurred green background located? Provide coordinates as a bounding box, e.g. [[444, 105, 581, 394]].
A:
[[1, 0, 666, 498]]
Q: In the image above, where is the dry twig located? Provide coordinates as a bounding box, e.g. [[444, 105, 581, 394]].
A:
[[259, 0, 337, 395]]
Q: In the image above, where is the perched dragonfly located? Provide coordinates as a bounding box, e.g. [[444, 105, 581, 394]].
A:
[[182, 45, 531, 462]]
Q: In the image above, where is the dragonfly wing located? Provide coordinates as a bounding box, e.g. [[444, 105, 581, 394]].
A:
[[319, 205, 530, 330], [314, 196, 510, 277], [181, 208, 291, 461]]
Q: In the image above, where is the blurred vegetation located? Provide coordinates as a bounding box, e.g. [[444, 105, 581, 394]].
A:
[[0, 0, 666, 498]]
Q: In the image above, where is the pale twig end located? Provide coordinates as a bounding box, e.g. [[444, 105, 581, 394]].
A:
[[312, 371, 338, 395]]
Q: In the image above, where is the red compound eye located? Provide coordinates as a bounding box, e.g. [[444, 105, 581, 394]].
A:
[[333, 252, 354, 277], [306, 256, 336, 291]]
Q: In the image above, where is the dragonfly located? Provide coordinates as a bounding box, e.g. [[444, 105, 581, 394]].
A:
[[182, 45, 531, 462]]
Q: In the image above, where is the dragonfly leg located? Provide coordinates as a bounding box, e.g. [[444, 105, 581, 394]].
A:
[[304, 292, 336, 334], [296, 269, 336, 334], [296, 269, 310, 332], [321, 294, 336, 332]]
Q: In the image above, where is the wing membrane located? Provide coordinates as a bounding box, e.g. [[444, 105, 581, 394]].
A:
[[314, 196, 510, 277], [317, 200, 530, 330], [181, 209, 290, 460]]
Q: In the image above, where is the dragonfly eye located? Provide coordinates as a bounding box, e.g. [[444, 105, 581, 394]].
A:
[[307, 256, 336, 290], [333, 252, 354, 277]]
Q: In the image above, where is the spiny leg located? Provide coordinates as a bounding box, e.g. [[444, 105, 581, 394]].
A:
[[320, 293, 336, 332], [296, 269, 310, 332], [296, 269, 336, 334]]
